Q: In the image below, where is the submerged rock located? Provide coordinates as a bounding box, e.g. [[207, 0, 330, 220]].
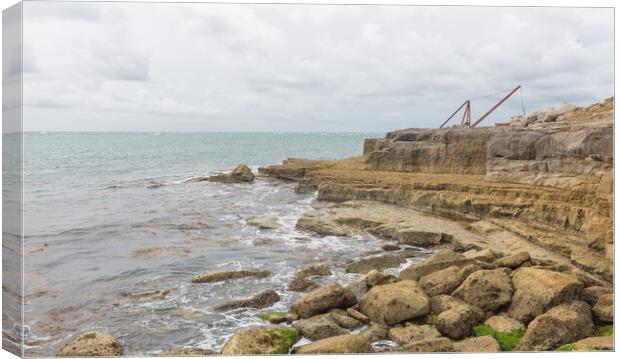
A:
[[213, 290, 279, 311], [287, 277, 319, 292], [516, 301, 593, 351], [293, 334, 374, 354], [290, 283, 357, 318], [245, 216, 279, 230], [221, 327, 299, 355], [359, 280, 430, 325], [345, 254, 406, 273], [121, 289, 170, 301], [191, 269, 270, 283], [295, 264, 332, 279], [57, 332, 123, 357]]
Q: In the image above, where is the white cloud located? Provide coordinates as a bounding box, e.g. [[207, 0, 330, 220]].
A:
[[22, 2, 613, 132]]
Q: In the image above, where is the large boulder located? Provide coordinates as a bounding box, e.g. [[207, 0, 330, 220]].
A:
[[191, 269, 270, 283], [516, 301, 593, 351], [291, 283, 357, 318], [400, 249, 473, 281], [430, 295, 485, 339], [57, 332, 123, 356], [419, 264, 480, 297], [390, 338, 454, 353], [221, 327, 299, 355], [293, 334, 373, 354], [567, 336, 614, 351], [388, 324, 442, 345], [453, 336, 501, 352], [592, 293, 613, 322], [359, 280, 430, 325], [452, 268, 513, 312], [292, 314, 348, 341], [580, 286, 612, 306], [214, 290, 279, 311], [508, 268, 583, 323]]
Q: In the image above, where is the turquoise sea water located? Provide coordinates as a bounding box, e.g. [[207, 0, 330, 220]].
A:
[[20, 132, 433, 356]]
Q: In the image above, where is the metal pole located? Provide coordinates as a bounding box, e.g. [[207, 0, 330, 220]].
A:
[[470, 85, 521, 128], [440, 100, 469, 128]]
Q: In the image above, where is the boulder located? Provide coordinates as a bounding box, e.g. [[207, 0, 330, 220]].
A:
[[400, 249, 473, 281], [221, 327, 299, 355], [345, 254, 406, 273], [287, 277, 319, 292], [329, 310, 363, 329], [430, 295, 485, 339], [214, 290, 279, 311], [57, 332, 123, 356], [494, 251, 530, 268], [359, 280, 430, 325], [359, 323, 389, 343], [484, 314, 525, 333], [291, 283, 357, 318], [508, 268, 583, 324], [581, 286, 612, 306], [158, 348, 217, 356], [592, 293, 613, 322], [516, 301, 593, 351], [567, 336, 613, 351], [295, 264, 332, 279], [293, 334, 373, 354], [419, 264, 480, 297], [453, 336, 501, 352], [390, 338, 454, 353], [452, 268, 513, 311], [191, 269, 270, 283], [292, 314, 348, 341], [346, 270, 396, 298], [388, 324, 441, 345]]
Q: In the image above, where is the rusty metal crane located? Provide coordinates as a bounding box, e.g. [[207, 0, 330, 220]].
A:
[[440, 85, 522, 128]]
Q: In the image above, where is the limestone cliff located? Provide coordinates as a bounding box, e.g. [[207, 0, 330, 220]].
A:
[[259, 98, 613, 283]]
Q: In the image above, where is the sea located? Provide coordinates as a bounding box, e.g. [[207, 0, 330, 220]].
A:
[[19, 132, 428, 356]]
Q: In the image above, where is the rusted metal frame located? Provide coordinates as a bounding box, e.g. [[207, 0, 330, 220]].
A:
[[470, 85, 521, 128], [440, 100, 469, 129], [460, 100, 471, 127]]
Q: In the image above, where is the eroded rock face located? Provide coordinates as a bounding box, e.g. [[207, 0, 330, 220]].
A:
[[291, 283, 357, 318], [213, 290, 279, 311], [452, 268, 513, 312], [57, 332, 123, 357], [516, 301, 593, 351], [191, 269, 270, 283], [292, 314, 348, 341], [508, 267, 583, 323], [430, 295, 485, 339], [221, 327, 299, 355], [592, 293, 613, 322], [293, 334, 374, 354], [359, 280, 430, 325]]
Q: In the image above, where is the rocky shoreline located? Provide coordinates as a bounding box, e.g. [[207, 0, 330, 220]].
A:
[[56, 98, 614, 355]]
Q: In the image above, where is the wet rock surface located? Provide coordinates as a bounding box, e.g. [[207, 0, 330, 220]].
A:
[[213, 290, 280, 311], [191, 269, 271, 283]]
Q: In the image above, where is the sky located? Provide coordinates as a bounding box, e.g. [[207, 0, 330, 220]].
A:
[[19, 1, 614, 132]]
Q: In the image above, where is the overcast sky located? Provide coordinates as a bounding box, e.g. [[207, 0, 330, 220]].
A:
[[21, 2, 613, 132]]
